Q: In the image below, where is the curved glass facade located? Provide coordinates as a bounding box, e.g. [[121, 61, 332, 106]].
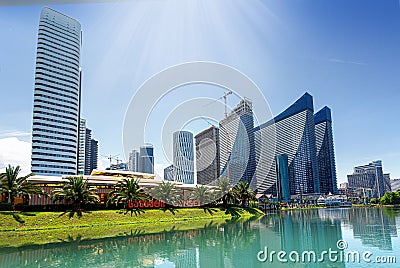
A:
[[31, 7, 81, 176], [173, 131, 194, 184], [253, 93, 321, 195], [315, 106, 338, 194], [219, 99, 255, 185]]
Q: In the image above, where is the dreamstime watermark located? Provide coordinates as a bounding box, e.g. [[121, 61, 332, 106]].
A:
[[257, 240, 397, 264]]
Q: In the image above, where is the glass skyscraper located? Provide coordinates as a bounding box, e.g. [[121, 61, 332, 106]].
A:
[[31, 7, 81, 176], [253, 93, 320, 195], [195, 126, 220, 185], [219, 99, 255, 185], [314, 106, 338, 194], [138, 144, 154, 174], [173, 131, 194, 184], [128, 149, 139, 172]]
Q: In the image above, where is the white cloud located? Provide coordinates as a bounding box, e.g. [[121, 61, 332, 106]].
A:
[[328, 58, 366, 65], [0, 137, 32, 176]]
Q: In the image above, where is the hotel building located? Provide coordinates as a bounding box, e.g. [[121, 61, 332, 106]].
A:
[[31, 7, 82, 176], [253, 93, 321, 195]]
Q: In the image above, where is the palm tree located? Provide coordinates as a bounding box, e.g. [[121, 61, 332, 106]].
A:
[[190, 185, 210, 206], [52, 176, 99, 211], [233, 181, 255, 207], [150, 181, 181, 206], [0, 165, 44, 210], [107, 178, 147, 215], [216, 177, 235, 207]]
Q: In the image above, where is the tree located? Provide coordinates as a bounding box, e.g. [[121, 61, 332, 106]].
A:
[[216, 177, 235, 207], [380, 191, 400, 205], [52, 176, 99, 211], [150, 181, 181, 206], [190, 185, 210, 206], [233, 181, 255, 207], [0, 165, 44, 210], [107, 178, 147, 215]]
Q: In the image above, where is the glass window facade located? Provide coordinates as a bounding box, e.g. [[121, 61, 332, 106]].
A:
[[31, 7, 81, 176]]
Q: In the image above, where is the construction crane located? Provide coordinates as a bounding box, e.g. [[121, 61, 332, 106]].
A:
[[101, 154, 120, 167], [221, 91, 233, 118]]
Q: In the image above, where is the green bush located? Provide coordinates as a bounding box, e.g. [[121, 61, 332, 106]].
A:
[[379, 192, 400, 205]]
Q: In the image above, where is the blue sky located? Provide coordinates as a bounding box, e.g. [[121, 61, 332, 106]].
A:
[[0, 0, 399, 182]]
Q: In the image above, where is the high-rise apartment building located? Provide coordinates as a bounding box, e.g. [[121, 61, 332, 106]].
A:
[[173, 131, 195, 184], [195, 126, 220, 185], [139, 144, 154, 174], [347, 160, 388, 198], [314, 106, 338, 194], [253, 93, 320, 195], [31, 7, 82, 176], [90, 139, 98, 172], [78, 119, 98, 175], [219, 99, 255, 185], [128, 149, 139, 172], [78, 119, 87, 174]]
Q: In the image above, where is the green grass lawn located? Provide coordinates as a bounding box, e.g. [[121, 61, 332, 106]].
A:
[[0, 207, 263, 248]]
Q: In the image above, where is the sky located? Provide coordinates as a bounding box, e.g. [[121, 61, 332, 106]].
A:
[[0, 0, 399, 183]]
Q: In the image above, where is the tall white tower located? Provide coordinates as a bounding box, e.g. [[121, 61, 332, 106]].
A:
[[31, 7, 82, 176], [173, 131, 194, 184]]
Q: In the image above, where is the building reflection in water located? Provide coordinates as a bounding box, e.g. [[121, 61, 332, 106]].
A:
[[344, 207, 397, 250], [0, 208, 398, 267]]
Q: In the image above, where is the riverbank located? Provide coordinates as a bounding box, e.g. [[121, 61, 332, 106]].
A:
[[0, 207, 263, 248]]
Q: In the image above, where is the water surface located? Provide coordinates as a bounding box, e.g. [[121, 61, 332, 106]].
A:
[[0, 207, 399, 267]]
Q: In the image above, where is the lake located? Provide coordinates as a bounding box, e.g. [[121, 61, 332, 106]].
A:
[[0, 207, 399, 267]]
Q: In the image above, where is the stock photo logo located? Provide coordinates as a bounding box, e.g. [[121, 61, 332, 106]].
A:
[[122, 61, 276, 206]]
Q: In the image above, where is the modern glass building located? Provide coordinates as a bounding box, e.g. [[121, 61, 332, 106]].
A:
[[78, 119, 98, 175], [78, 119, 87, 175], [219, 99, 255, 185], [90, 139, 98, 173], [347, 160, 389, 198], [195, 126, 220, 185], [173, 131, 194, 184], [139, 144, 154, 174], [31, 7, 82, 176], [164, 164, 174, 181], [128, 149, 139, 172], [253, 93, 320, 195], [276, 154, 290, 201], [314, 106, 338, 194]]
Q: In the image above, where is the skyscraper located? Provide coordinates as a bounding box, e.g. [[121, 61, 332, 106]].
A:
[[173, 131, 194, 184], [253, 93, 320, 195], [78, 119, 98, 175], [219, 99, 255, 185], [347, 160, 388, 198], [90, 139, 98, 173], [31, 7, 81, 176], [139, 144, 154, 174], [314, 106, 338, 194], [195, 126, 220, 185], [84, 128, 92, 175], [78, 118, 87, 175], [128, 149, 139, 172]]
